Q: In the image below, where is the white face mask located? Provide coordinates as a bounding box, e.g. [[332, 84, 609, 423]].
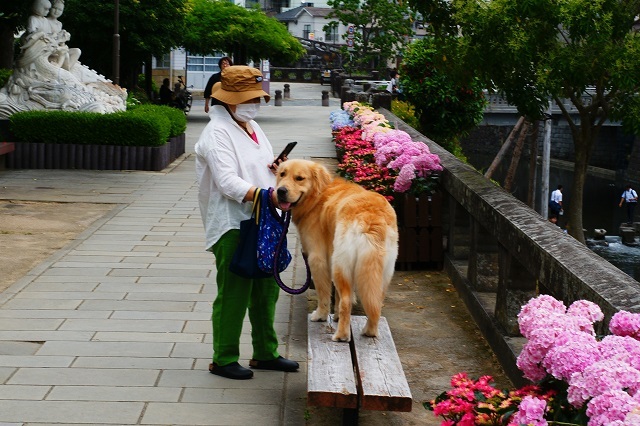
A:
[[231, 103, 260, 122]]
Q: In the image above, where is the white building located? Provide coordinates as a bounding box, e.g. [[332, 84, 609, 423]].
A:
[[275, 3, 347, 45]]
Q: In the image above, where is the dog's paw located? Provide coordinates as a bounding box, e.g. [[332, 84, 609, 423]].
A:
[[331, 332, 351, 342], [362, 329, 378, 338], [310, 310, 328, 322]]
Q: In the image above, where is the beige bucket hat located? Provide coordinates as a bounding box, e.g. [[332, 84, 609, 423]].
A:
[[211, 65, 270, 105]]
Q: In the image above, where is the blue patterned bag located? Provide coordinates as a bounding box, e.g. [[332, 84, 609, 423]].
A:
[[229, 188, 291, 279]]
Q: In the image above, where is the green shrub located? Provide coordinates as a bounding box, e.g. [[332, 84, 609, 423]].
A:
[[0, 69, 12, 88], [9, 110, 171, 147], [128, 104, 186, 137], [391, 99, 420, 130]]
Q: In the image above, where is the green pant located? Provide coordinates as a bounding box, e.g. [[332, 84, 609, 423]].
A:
[[211, 229, 281, 366]]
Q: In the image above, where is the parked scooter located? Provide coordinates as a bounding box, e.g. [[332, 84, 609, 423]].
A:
[[171, 75, 193, 115]]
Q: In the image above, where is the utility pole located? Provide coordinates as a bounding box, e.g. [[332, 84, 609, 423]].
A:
[[112, 0, 120, 85], [540, 104, 552, 219]]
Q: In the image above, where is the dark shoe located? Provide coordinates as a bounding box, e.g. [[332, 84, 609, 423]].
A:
[[249, 356, 299, 372], [209, 362, 253, 380]]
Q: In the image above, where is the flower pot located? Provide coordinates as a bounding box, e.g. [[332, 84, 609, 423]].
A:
[[393, 191, 443, 270]]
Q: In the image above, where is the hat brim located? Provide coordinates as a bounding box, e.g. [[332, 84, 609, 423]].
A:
[[211, 83, 270, 105]]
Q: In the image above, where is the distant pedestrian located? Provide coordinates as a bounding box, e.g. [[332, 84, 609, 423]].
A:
[[549, 185, 563, 216], [203, 56, 233, 113], [619, 184, 638, 225]]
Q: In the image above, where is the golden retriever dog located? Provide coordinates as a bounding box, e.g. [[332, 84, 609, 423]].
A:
[[276, 159, 398, 341]]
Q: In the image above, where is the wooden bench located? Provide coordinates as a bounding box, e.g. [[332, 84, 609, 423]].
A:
[[307, 314, 412, 424]]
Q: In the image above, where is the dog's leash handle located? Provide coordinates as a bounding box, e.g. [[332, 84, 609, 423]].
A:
[[269, 189, 311, 294]]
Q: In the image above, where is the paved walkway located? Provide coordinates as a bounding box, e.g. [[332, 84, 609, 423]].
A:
[[0, 83, 511, 425], [0, 83, 340, 425]]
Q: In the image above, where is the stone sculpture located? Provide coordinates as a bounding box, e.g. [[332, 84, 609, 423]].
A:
[[0, 0, 127, 119]]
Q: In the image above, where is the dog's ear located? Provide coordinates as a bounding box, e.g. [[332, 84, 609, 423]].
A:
[[313, 163, 332, 191]]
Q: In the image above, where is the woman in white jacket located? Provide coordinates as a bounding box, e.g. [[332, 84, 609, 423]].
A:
[[195, 66, 299, 380]]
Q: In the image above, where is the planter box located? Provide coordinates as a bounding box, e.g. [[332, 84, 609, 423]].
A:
[[4, 133, 185, 171], [393, 192, 444, 270]]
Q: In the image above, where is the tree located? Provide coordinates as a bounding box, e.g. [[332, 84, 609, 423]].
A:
[[0, 3, 31, 69], [182, 0, 305, 66], [410, 0, 640, 243], [400, 36, 486, 156], [324, 0, 416, 71], [61, 0, 188, 90]]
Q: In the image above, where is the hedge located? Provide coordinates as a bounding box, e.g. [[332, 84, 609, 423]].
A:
[[8, 104, 186, 147]]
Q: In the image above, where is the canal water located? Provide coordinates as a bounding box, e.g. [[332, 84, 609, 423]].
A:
[[468, 154, 640, 281]]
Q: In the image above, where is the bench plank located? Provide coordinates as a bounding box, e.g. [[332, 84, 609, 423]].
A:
[[307, 314, 358, 409], [350, 316, 413, 412]]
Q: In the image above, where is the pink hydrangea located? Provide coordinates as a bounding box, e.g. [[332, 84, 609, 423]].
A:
[[567, 359, 640, 408], [394, 163, 416, 192], [598, 335, 640, 370], [567, 299, 604, 323], [542, 331, 600, 381], [518, 295, 567, 338], [508, 396, 548, 426], [609, 310, 640, 340], [586, 389, 639, 426]]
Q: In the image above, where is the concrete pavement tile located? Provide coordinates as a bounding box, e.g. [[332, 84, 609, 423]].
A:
[[120, 256, 207, 264], [12, 292, 126, 300], [124, 293, 211, 302], [0, 319, 63, 331], [0, 356, 73, 368], [48, 255, 125, 263], [0, 310, 110, 319], [111, 311, 207, 321], [94, 283, 203, 293], [23, 282, 99, 292], [157, 369, 285, 390], [169, 342, 211, 359], [8, 367, 159, 386], [0, 367, 16, 382], [92, 332, 203, 343], [46, 386, 181, 402], [0, 299, 81, 310], [146, 263, 210, 271], [0, 400, 143, 424], [134, 245, 203, 252], [107, 268, 208, 277], [182, 320, 210, 334], [59, 319, 185, 332], [136, 276, 211, 284], [39, 267, 112, 277], [181, 388, 284, 404], [72, 356, 194, 370], [29, 275, 137, 283], [0, 330, 95, 342], [77, 300, 195, 312], [36, 341, 173, 357], [52, 262, 150, 269], [0, 385, 50, 400], [142, 402, 280, 425]]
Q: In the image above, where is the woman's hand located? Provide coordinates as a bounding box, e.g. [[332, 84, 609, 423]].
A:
[[268, 156, 286, 175]]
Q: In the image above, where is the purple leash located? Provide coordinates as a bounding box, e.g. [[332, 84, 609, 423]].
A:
[[273, 209, 312, 294]]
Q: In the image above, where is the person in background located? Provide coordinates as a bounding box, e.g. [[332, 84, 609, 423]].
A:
[[203, 56, 233, 113], [195, 65, 298, 380], [619, 184, 638, 225], [387, 69, 398, 94], [549, 185, 563, 217], [159, 78, 172, 105]]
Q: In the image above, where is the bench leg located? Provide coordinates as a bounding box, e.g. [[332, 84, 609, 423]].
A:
[[343, 408, 358, 426]]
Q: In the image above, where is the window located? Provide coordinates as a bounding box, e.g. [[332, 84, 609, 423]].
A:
[[156, 54, 171, 69], [187, 54, 225, 72], [325, 27, 337, 42], [303, 24, 311, 39]]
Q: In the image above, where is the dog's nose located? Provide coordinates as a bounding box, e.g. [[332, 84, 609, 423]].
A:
[[277, 187, 288, 200]]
